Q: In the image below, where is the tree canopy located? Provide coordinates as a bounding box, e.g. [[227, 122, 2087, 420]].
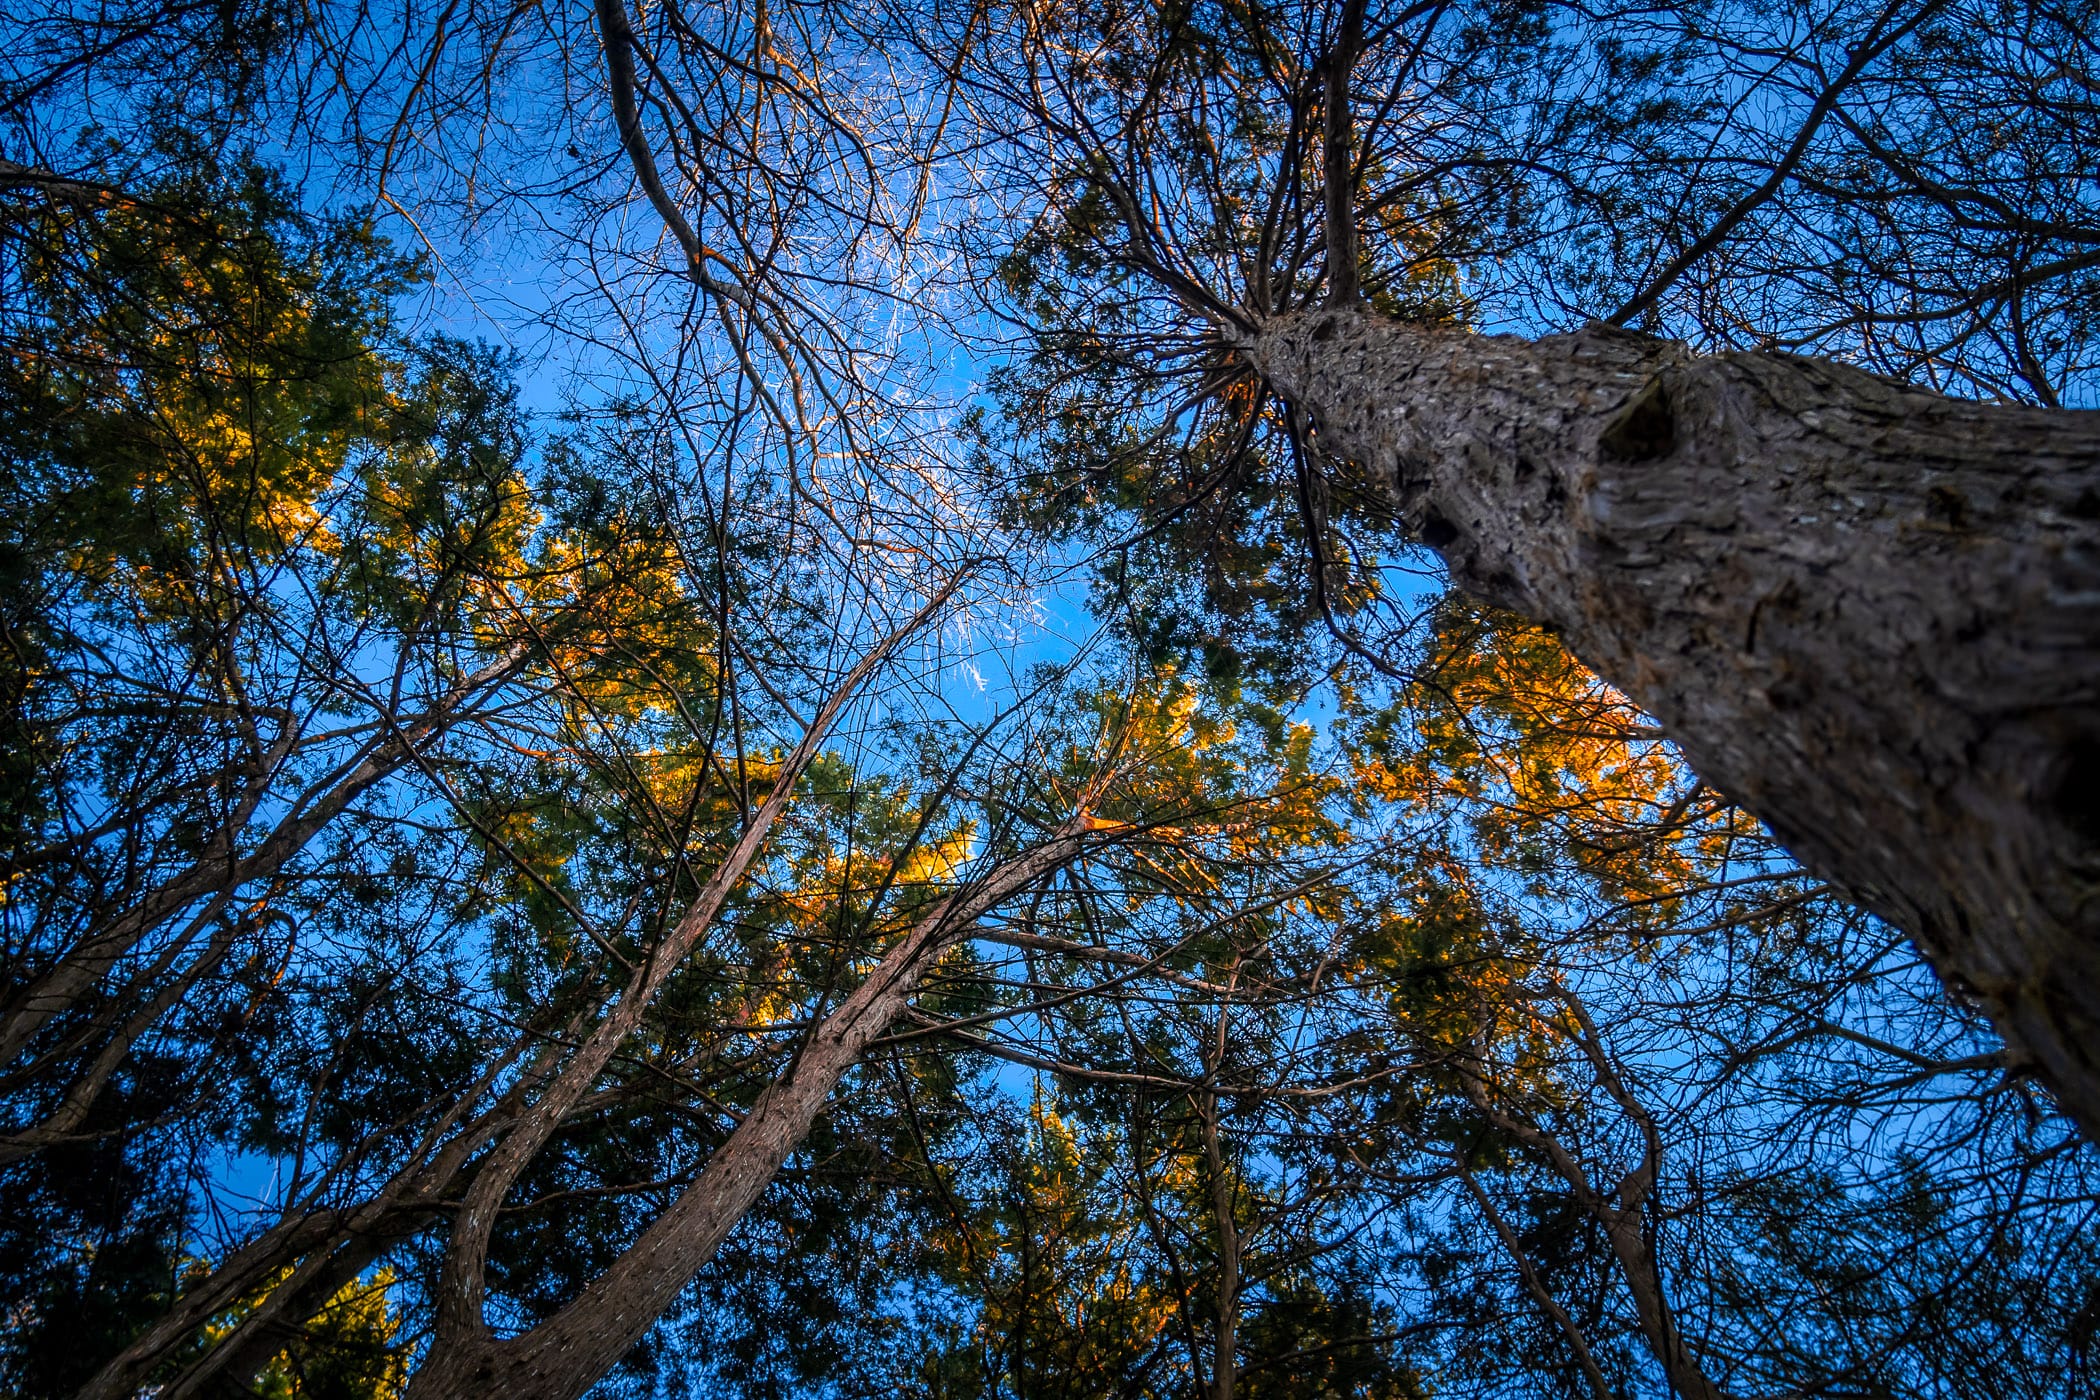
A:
[[2, 1, 2097, 1398]]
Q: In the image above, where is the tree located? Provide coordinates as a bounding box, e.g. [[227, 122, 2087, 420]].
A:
[[829, 595, 2100, 1400], [5, 1, 2100, 1398], [0, 150, 1352, 1397], [959, 0, 2100, 1135]]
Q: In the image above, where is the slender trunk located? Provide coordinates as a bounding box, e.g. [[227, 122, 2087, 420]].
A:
[[1457, 1060, 1732, 1400], [1198, 986, 1240, 1400], [1455, 1159, 1614, 1400], [402, 824, 1097, 1400], [161, 1234, 390, 1400], [0, 911, 241, 1164], [1246, 306, 2100, 1134], [1319, 0, 1365, 311], [1600, 1206, 1724, 1400], [1200, 1095, 1238, 1400], [1552, 986, 1725, 1400], [71, 1020, 571, 1400], [426, 589, 958, 1329], [0, 647, 524, 1071]]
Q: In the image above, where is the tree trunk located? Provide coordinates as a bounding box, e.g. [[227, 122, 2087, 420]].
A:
[[1198, 1079, 1238, 1400], [1455, 1159, 1616, 1400], [1243, 306, 2100, 1135], [402, 825, 1096, 1400]]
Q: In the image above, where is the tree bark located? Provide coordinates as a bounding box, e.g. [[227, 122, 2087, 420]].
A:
[[1242, 306, 2100, 1135], [401, 823, 1099, 1400]]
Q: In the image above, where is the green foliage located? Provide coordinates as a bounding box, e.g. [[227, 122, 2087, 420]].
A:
[[1237, 1278, 1426, 1400], [4, 10, 2098, 1400]]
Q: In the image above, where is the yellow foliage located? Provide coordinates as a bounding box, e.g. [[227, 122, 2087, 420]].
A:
[[196, 1267, 407, 1400]]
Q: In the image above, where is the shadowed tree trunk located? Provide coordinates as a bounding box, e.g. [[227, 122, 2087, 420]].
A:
[[400, 820, 1102, 1400], [1238, 305, 2100, 1134]]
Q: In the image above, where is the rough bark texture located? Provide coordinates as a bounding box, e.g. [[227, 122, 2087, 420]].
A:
[[1245, 306, 2100, 1135]]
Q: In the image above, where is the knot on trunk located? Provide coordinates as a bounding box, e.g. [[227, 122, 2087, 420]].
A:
[[1598, 378, 1676, 462]]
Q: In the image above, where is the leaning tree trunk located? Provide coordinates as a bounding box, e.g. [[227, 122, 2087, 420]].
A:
[[401, 822, 1096, 1400], [1242, 306, 2100, 1137]]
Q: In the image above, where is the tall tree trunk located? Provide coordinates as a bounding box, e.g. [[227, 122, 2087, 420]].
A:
[[1198, 995, 1240, 1400], [402, 824, 1098, 1400], [1242, 306, 2100, 1135]]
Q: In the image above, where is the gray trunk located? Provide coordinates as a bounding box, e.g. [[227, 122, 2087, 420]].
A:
[[1243, 306, 2100, 1135]]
